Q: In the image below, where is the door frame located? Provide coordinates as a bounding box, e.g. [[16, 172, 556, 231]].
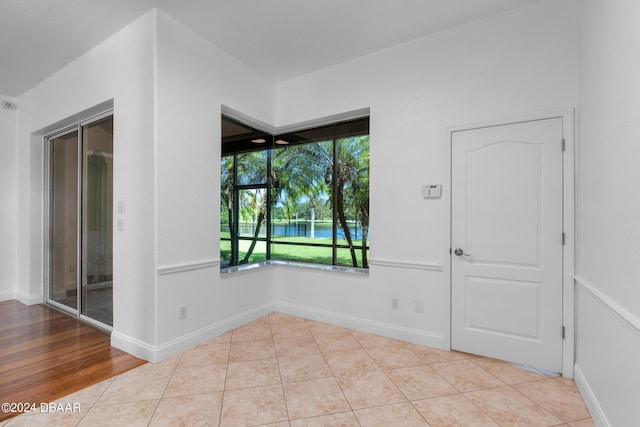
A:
[[43, 125, 82, 318], [43, 109, 114, 331], [444, 109, 575, 378]]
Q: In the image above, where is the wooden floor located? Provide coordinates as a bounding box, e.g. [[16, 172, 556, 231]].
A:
[[0, 300, 146, 422]]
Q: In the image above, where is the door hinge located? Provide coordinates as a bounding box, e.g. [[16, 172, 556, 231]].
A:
[[562, 326, 566, 339], [561, 138, 566, 151], [562, 232, 566, 245]]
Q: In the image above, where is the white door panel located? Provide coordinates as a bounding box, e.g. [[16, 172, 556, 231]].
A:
[[465, 142, 542, 266], [451, 118, 563, 372], [465, 277, 540, 339]]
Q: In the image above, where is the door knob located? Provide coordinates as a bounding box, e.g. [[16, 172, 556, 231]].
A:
[[454, 248, 471, 256]]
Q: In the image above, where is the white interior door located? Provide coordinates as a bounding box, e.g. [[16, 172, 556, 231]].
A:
[[451, 118, 563, 372]]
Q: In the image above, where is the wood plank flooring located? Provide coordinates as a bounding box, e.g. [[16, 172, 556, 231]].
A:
[[0, 300, 146, 422]]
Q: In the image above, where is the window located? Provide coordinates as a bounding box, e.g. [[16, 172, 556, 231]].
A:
[[221, 116, 369, 270]]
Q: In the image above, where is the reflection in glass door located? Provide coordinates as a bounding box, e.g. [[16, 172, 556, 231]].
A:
[[47, 113, 113, 327], [82, 116, 113, 326], [50, 130, 80, 311]]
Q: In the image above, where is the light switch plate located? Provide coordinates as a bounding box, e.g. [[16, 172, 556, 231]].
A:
[[422, 184, 442, 198]]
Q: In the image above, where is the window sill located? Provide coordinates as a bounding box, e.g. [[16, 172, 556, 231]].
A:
[[220, 259, 369, 276]]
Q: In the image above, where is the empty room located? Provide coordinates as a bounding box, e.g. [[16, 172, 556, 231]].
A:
[[0, 0, 638, 425]]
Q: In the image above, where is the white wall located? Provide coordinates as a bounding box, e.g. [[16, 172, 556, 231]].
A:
[[151, 11, 276, 359], [575, 0, 640, 425], [0, 95, 17, 301], [16, 11, 157, 345], [274, 0, 579, 348], [7, 2, 640, 423], [13, 9, 279, 361], [7, 0, 584, 366]]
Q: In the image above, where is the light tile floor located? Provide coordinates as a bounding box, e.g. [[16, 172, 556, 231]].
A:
[[4, 313, 594, 426]]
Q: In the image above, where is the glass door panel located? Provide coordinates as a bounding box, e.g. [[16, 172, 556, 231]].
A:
[[81, 116, 114, 326], [47, 113, 114, 328], [237, 188, 267, 264], [49, 131, 79, 312]]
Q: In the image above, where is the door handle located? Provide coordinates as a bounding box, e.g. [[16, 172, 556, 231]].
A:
[[454, 248, 471, 257]]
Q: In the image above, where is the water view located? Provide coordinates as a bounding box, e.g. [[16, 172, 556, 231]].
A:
[[228, 222, 366, 240]]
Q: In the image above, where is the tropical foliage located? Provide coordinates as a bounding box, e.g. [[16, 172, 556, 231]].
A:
[[221, 135, 369, 268]]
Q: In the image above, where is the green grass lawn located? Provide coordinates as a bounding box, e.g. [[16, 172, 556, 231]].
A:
[[220, 235, 369, 267]]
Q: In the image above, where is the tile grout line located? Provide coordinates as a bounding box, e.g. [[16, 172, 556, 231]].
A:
[[470, 355, 588, 421], [268, 314, 292, 426], [308, 319, 356, 425], [376, 352, 439, 426], [145, 353, 183, 426], [11, 313, 593, 426], [508, 381, 574, 424], [218, 328, 233, 427], [307, 320, 362, 426], [444, 358, 508, 425], [68, 376, 117, 427], [391, 344, 504, 426]]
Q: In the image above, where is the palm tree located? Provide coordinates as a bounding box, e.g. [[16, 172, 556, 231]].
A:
[[220, 156, 235, 263], [239, 188, 267, 264], [223, 151, 270, 265], [332, 136, 370, 267], [272, 142, 331, 238], [275, 137, 370, 267], [237, 151, 270, 264], [224, 136, 370, 268], [339, 136, 370, 267]]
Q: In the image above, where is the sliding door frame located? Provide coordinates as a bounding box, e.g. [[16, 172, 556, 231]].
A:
[[43, 109, 114, 331]]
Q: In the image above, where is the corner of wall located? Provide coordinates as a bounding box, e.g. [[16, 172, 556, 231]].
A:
[[113, 301, 274, 362], [0, 95, 18, 301], [574, 276, 640, 426]]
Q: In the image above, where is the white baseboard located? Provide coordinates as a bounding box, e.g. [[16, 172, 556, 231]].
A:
[[110, 331, 157, 362], [111, 302, 275, 363], [112, 300, 447, 363], [15, 290, 43, 305], [574, 364, 612, 427], [273, 300, 446, 349]]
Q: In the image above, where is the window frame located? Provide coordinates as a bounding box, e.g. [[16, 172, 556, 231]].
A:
[[220, 115, 370, 273]]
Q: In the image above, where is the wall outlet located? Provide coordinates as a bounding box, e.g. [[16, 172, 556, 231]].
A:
[[179, 306, 187, 319], [414, 300, 424, 313], [391, 298, 399, 310]]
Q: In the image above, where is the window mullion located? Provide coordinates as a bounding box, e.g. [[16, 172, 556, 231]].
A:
[[232, 154, 239, 266], [332, 138, 338, 266], [266, 149, 272, 261]]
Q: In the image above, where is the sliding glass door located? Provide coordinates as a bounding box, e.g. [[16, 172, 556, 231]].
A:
[[81, 116, 114, 325], [49, 130, 80, 311], [47, 113, 113, 327]]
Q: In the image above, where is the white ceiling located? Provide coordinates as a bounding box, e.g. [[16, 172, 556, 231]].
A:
[[0, 0, 541, 97]]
